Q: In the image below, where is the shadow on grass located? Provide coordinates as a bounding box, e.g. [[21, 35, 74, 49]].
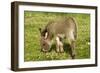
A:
[[63, 43, 71, 53], [50, 43, 71, 53]]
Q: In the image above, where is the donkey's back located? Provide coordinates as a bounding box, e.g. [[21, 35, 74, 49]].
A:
[[46, 17, 77, 41]]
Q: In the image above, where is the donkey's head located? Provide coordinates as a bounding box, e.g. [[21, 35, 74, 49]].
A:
[[39, 28, 51, 52]]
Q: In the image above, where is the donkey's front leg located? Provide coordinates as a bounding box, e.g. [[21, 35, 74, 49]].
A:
[[56, 37, 64, 53], [59, 41, 64, 53], [56, 37, 60, 52]]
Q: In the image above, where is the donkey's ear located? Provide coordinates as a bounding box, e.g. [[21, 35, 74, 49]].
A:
[[44, 32, 48, 39], [39, 28, 42, 33]]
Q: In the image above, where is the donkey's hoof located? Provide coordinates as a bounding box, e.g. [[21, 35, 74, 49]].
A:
[[71, 55, 75, 59], [60, 50, 64, 53], [56, 50, 60, 53]]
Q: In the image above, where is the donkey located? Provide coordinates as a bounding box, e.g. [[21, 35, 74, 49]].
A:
[[39, 17, 77, 59]]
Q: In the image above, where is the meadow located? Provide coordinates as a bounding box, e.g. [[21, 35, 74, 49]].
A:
[[24, 11, 90, 61]]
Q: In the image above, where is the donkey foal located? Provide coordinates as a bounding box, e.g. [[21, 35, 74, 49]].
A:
[[39, 17, 77, 59]]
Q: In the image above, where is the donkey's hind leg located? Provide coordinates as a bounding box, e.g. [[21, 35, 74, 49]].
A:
[[70, 41, 76, 59], [68, 31, 76, 59]]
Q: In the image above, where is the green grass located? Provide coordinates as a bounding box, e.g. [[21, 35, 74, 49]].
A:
[[24, 11, 90, 61]]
